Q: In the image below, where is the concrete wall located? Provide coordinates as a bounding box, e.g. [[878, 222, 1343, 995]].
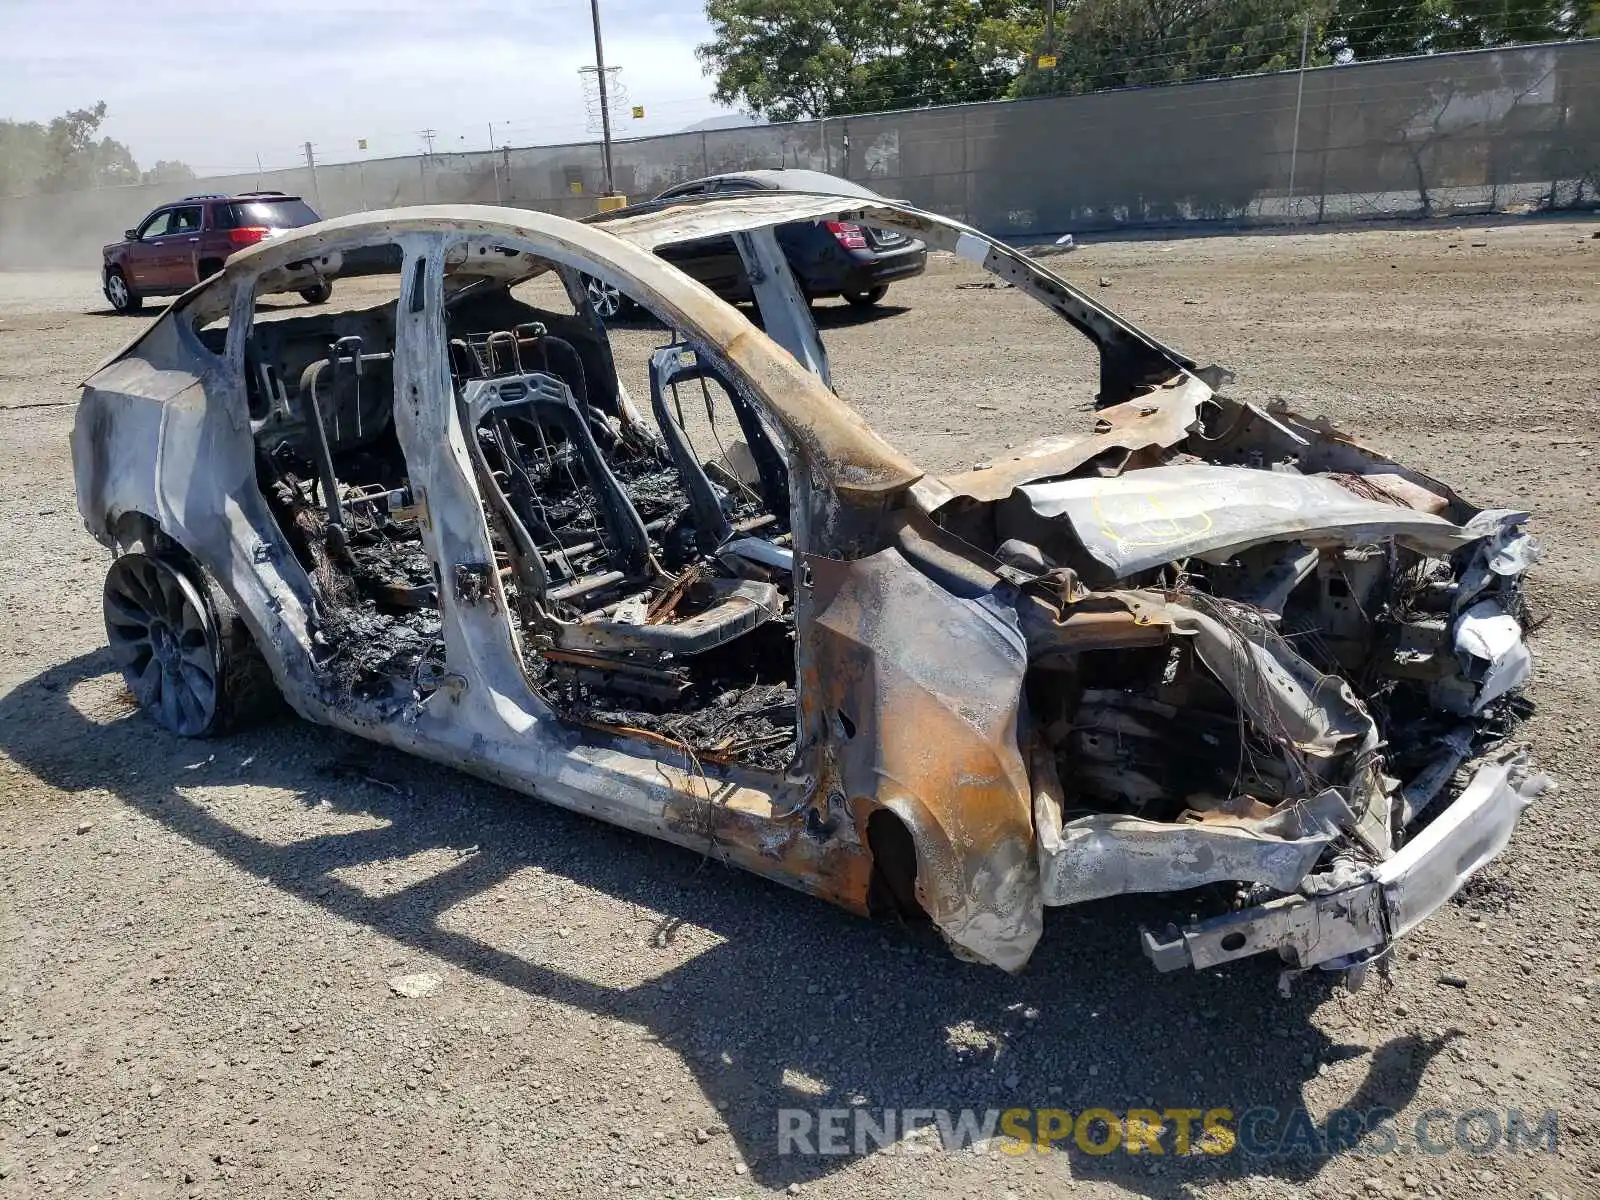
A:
[[4, 40, 1596, 270]]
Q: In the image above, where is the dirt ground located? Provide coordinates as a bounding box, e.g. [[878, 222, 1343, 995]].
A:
[[1, 217, 1598, 1200]]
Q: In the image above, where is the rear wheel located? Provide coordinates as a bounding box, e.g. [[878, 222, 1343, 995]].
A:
[[300, 281, 334, 305], [843, 285, 888, 309], [105, 269, 142, 314], [103, 552, 277, 737]]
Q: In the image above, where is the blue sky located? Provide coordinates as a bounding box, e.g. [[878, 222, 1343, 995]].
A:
[[0, 0, 733, 174]]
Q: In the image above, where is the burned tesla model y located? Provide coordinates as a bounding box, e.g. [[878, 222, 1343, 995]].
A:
[[72, 195, 1544, 981]]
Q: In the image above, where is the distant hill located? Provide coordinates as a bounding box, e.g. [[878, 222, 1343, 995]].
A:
[[676, 113, 767, 133]]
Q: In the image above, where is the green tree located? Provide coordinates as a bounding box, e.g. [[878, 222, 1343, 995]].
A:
[[40, 101, 113, 191], [697, 0, 1026, 119], [1325, 0, 1573, 59], [0, 101, 179, 195], [1008, 0, 1331, 96], [698, 0, 1583, 118], [141, 160, 197, 185], [0, 119, 49, 196]]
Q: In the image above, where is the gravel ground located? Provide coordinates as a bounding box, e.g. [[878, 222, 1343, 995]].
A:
[[1, 217, 1598, 1200]]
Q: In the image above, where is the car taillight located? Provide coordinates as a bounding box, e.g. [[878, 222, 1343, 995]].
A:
[[824, 220, 869, 250], [228, 227, 270, 247]]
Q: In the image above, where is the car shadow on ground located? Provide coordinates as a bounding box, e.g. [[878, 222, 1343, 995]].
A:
[[0, 651, 1449, 1194], [809, 301, 910, 329]]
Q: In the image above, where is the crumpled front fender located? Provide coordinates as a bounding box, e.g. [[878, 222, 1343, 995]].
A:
[[801, 546, 1041, 972]]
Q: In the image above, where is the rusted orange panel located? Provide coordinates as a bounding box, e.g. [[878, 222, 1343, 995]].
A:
[[933, 381, 1209, 506], [661, 785, 877, 914], [799, 546, 1042, 970]]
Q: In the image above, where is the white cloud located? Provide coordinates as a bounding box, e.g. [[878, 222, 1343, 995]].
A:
[[0, 0, 733, 174]]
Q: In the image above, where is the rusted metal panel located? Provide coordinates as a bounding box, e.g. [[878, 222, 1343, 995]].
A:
[[802, 546, 1040, 971]]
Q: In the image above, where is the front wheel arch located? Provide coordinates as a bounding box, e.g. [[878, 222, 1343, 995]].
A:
[[866, 807, 927, 921], [104, 266, 142, 313]]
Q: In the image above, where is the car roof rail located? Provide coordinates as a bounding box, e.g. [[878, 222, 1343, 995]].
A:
[[180, 193, 231, 201], [235, 190, 290, 197]]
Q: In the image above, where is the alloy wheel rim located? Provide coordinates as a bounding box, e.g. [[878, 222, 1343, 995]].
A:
[[103, 555, 219, 735], [107, 275, 128, 308], [585, 277, 621, 318]]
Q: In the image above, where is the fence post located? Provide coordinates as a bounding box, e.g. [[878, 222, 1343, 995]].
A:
[[1286, 13, 1310, 220], [961, 107, 971, 225], [1316, 67, 1333, 223]]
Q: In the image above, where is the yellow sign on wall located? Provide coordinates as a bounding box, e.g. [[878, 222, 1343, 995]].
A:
[[631, 105, 645, 119], [358, 138, 368, 150]]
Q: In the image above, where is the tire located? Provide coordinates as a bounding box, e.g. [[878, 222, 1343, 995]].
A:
[[300, 281, 334, 305], [843, 285, 888, 309], [105, 268, 142, 314], [581, 273, 630, 322], [103, 552, 279, 737]]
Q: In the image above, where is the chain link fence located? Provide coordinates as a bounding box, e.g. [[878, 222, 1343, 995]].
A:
[[3, 40, 1596, 269]]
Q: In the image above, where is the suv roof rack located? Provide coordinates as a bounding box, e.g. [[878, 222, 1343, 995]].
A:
[[235, 190, 290, 198], [181, 194, 231, 201]]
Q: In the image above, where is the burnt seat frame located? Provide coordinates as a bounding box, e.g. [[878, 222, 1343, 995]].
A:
[[458, 368, 781, 659]]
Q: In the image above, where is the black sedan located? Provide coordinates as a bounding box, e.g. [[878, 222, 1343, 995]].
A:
[[582, 169, 926, 319]]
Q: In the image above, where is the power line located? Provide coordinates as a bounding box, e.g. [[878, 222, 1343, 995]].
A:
[[264, 13, 1547, 157], [766, 22, 1584, 115], [145, 29, 1589, 186]]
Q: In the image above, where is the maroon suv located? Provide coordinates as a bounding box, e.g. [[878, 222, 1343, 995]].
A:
[[101, 192, 337, 314]]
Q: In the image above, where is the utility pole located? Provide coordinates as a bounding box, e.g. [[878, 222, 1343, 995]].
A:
[[1285, 13, 1311, 220], [588, 0, 616, 196], [488, 121, 502, 204], [302, 141, 322, 210], [417, 129, 437, 206], [1038, 0, 1059, 89]]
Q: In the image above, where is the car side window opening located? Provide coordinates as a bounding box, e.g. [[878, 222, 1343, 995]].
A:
[[656, 181, 707, 200], [237, 245, 440, 693], [169, 206, 203, 234], [137, 210, 174, 239], [245, 241, 799, 770]]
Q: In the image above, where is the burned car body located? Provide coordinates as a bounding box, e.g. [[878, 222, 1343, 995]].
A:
[[73, 196, 1543, 980]]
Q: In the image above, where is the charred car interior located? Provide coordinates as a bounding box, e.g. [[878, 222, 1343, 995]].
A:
[[223, 254, 801, 770], [75, 197, 1544, 983]]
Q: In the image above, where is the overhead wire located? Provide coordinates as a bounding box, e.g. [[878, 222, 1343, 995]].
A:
[[157, 26, 1587, 182]]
